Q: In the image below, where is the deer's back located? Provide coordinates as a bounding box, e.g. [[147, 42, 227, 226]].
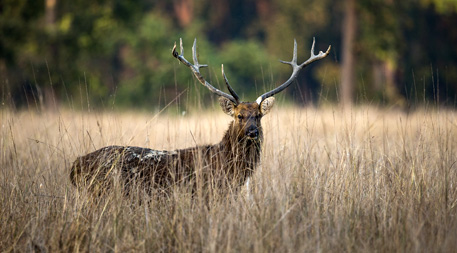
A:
[[69, 144, 227, 193], [70, 140, 258, 195], [70, 146, 187, 192]]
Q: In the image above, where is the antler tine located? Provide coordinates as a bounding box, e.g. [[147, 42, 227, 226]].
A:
[[255, 38, 331, 105], [300, 37, 332, 68], [221, 64, 240, 104], [180, 38, 184, 57], [191, 38, 208, 70], [172, 38, 238, 104], [279, 39, 298, 66]]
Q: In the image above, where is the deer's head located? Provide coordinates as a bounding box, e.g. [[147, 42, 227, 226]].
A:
[[218, 97, 275, 141], [172, 38, 330, 141]]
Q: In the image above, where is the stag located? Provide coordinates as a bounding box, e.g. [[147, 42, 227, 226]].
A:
[[70, 38, 330, 196]]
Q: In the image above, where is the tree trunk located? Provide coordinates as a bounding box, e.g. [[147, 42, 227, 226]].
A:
[[44, 0, 58, 110], [340, 0, 357, 107], [374, 60, 406, 108], [173, 0, 194, 28]]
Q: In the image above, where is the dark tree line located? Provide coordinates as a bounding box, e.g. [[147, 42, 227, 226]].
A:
[[1, 0, 457, 110]]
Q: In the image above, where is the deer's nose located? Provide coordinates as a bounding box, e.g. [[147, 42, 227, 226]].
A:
[[246, 127, 259, 139]]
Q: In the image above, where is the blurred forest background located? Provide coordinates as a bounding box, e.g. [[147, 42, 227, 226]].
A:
[[1, 0, 457, 110]]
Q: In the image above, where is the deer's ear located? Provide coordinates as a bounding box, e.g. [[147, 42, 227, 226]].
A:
[[260, 97, 275, 115], [219, 97, 235, 116]]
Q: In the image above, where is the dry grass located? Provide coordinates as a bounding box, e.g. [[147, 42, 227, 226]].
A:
[[1, 106, 457, 252]]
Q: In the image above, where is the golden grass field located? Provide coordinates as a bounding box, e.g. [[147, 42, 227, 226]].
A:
[[1, 105, 457, 252]]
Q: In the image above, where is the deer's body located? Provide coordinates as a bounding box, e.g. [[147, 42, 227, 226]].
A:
[[69, 38, 330, 196], [70, 109, 263, 193]]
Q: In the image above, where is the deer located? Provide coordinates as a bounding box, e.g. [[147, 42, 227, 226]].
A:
[[70, 38, 331, 197]]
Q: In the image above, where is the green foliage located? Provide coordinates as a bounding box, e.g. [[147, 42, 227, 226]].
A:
[[219, 40, 278, 100], [421, 0, 457, 13], [1, 0, 457, 109], [359, 1, 401, 63], [109, 13, 177, 108]]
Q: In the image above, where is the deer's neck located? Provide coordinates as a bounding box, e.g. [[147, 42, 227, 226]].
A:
[[220, 121, 263, 170]]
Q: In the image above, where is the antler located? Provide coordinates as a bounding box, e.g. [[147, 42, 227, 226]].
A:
[[221, 64, 240, 103], [172, 38, 240, 105], [255, 38, 331, 104]]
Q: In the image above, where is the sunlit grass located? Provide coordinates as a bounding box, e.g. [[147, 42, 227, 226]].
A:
[[1, 106, 457, 252]]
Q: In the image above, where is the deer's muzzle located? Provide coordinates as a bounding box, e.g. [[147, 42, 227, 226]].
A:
[[246, 126, 259, 139]]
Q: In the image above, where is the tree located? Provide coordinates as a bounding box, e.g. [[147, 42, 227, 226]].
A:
[[340, 0, 356, 107]]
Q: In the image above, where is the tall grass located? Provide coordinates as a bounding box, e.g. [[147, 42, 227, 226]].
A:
[[1, 106, 457, 252]]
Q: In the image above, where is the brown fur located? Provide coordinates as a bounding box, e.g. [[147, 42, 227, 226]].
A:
[[69, 99, 273, 196]]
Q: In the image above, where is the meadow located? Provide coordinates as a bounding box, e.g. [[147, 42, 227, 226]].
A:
[[1, 105, 457, 252]]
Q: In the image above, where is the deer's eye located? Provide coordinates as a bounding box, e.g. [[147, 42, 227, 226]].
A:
[[237, 114, 243, 120]]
